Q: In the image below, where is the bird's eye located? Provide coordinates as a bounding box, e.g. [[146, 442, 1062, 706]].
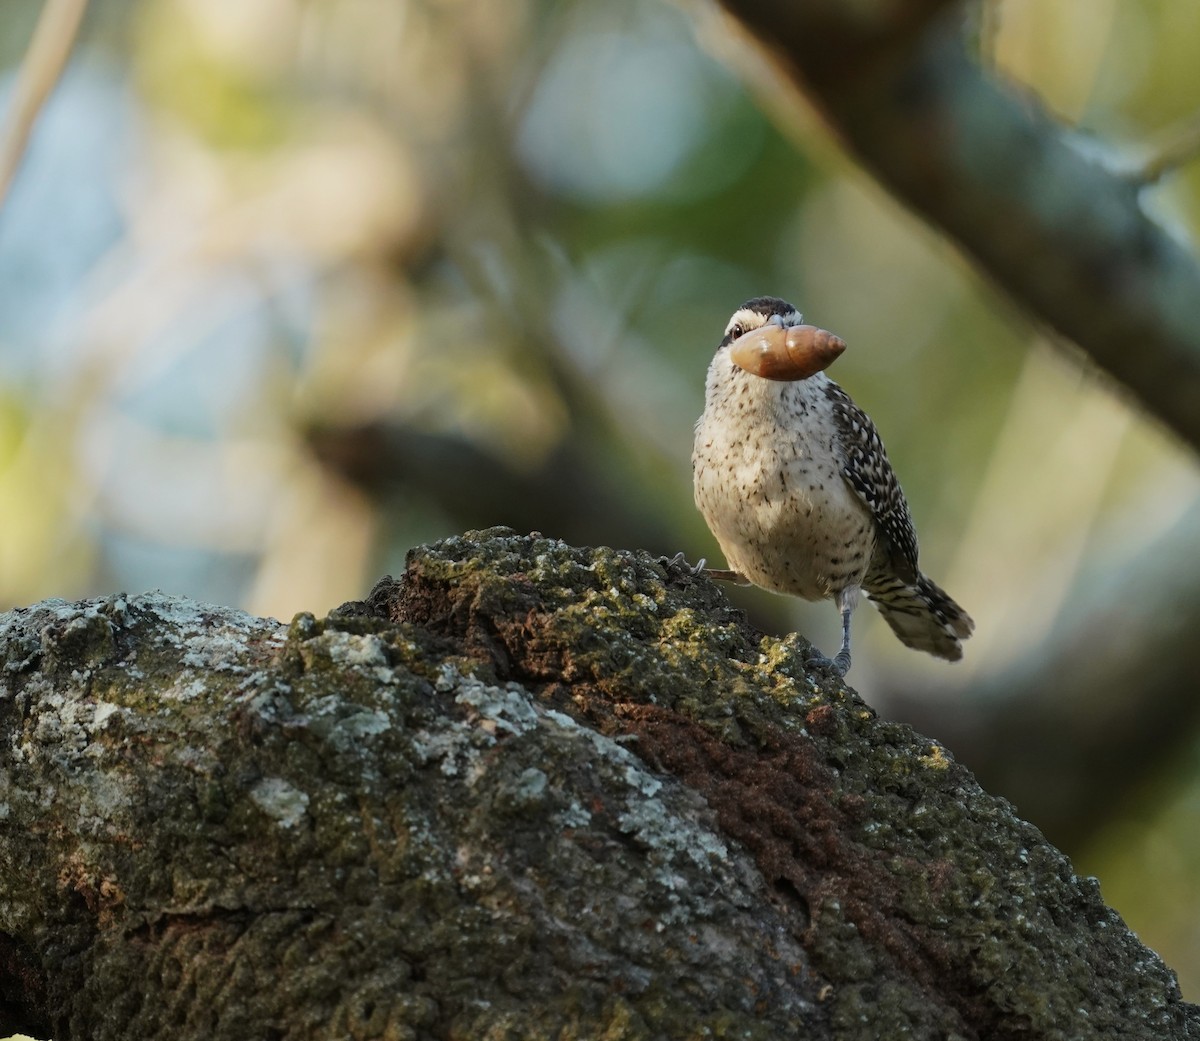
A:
[[728, 324, 744, 340]]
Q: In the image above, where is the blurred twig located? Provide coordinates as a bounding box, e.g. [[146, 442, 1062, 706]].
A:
[[0, 0, 90, 212], [1128, 110, 1200, 185], [715, 0, 1200, 456]]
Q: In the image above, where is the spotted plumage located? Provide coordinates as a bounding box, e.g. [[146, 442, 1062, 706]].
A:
[[692, 297, 973, 673], [823, 381, 917, 584]]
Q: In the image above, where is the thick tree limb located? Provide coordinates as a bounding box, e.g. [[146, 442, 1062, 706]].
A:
[[1, 531, 1196, 1038], [717, 0, 1200, 453]]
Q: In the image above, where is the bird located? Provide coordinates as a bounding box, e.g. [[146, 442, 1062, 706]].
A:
[[691, 296, 973, 674]]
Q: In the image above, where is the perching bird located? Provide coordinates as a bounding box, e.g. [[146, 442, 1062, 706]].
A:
[[692, 296, 973, 674]]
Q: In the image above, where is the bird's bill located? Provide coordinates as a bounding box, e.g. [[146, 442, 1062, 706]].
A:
[[728, 324, 846, 381]]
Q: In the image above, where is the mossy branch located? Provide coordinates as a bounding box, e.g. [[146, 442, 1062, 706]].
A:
[[0, 530, 1194, 1039]]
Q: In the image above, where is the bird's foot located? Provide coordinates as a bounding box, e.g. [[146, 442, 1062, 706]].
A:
[[805, 648, 851, 677], [661, 551, 708, 578]]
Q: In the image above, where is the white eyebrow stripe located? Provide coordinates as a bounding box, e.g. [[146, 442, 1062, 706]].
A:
[[723, 305, 803, 337], [724, 308, 768, 336]]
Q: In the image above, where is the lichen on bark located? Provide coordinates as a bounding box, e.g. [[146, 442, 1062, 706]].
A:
[[0, 529, 1196, 1040]]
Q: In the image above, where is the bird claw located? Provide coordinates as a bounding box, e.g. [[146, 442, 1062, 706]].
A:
[[662, 551, 708, 577], [805, 649, 851, 677]]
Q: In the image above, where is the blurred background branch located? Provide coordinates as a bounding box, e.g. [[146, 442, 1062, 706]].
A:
[[719, 0, 1200, 455], [1, 0, 1200, 999], [1134, 109, 1200, 184], [0, 0, 88, 209]]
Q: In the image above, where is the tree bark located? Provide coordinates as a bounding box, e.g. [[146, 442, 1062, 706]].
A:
[[1, 530, 1195, 1040]]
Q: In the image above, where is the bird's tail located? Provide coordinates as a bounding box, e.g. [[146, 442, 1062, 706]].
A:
[[866, 574, 974, 661]]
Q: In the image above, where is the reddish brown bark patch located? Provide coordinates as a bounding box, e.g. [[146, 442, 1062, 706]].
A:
[[373, 534, 970, 1016]]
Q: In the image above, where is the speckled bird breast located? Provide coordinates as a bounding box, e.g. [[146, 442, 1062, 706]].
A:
[[692, 364, 876, 602]]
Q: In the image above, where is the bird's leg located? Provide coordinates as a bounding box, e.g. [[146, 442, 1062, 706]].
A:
[[704, 567, 750, 585], [831, 601, 853, 675], [830, 586, 858, 674], [806, 588, 856, 675]]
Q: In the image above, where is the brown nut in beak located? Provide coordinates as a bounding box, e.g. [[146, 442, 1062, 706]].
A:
[[728, 323, 846, 381]]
